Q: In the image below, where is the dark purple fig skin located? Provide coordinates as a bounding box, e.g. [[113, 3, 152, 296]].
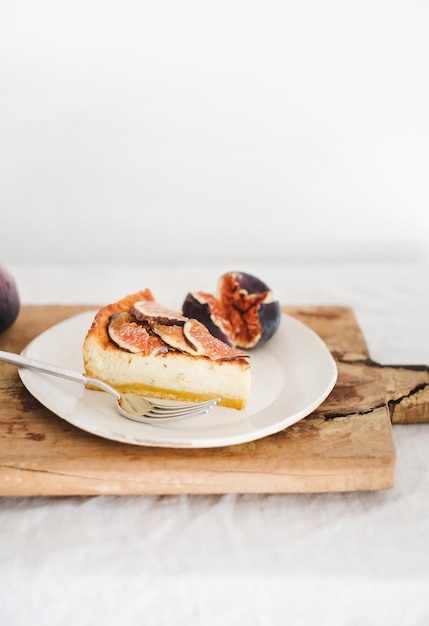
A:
[[222, 271, 269, 295], [0, 265, 20, 333], [252, 298, 281, 348], [182, 292, 233, 345]]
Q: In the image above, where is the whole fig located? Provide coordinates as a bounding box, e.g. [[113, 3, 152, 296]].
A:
[[182, 271, 281, 349], [0, 265, 20, 333]]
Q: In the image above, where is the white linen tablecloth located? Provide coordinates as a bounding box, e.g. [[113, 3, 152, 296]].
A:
[[1, 262, 429, 626]]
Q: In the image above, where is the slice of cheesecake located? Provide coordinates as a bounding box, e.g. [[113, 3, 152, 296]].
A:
[[82, 290, 251, 409]]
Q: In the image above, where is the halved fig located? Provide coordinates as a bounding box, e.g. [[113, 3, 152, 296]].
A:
[[218, 272, 281, 349], [182, 271, 281, 349], [107, 311, 168, 354]]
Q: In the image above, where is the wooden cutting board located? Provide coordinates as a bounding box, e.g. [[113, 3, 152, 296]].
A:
[[0, 305, 428, 496]]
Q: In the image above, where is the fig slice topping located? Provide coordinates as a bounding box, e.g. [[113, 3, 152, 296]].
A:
[[183, 319, 249, 361], [181, 291, 233, 345], [131, 300, 188, 326], [107, 311, 168, 355], [151, 323, 198, 356]]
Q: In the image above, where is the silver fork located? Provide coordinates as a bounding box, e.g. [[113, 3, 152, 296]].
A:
[[0, 349, 220, 425]]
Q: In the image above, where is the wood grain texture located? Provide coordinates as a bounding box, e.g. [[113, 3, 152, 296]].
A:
[[282, 306, 429, 425], [0, 303, 424, 496]]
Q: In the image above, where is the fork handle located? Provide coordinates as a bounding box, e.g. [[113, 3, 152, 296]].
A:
[[0, 348, 88, 385], [0, 349, 121, 399]]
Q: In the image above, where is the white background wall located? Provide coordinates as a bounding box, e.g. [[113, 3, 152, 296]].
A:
[[1, 1, 428, 266]]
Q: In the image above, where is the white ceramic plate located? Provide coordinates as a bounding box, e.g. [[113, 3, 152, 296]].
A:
[[19, 312, 337, 448]]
